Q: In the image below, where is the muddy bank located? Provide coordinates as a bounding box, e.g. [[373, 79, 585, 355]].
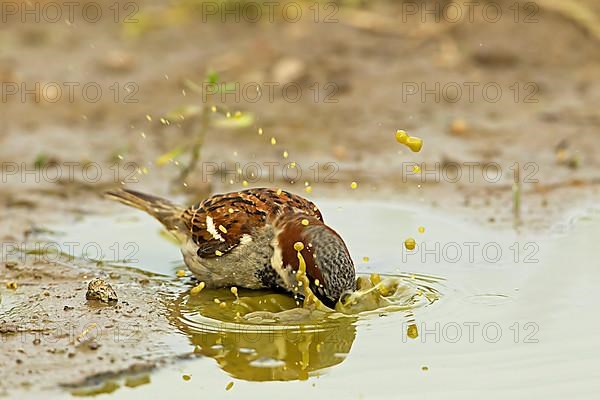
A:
[[0, 239, 187, 396]]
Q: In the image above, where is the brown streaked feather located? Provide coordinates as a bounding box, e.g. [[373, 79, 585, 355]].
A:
[[181, 188, 323, 259]]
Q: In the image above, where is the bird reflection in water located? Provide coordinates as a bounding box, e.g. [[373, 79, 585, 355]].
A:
[[167, 288, 357, 381], [167, 272, 442, 381]]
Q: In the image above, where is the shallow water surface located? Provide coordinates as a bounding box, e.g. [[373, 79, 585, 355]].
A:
[[46, 200, 600, 399]]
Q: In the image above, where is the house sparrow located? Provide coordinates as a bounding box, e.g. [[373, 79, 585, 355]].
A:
[[105, 188, 356, 307]]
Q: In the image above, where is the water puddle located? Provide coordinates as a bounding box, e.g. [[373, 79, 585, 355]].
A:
[[164, 271, 442, 382], [26, 200, 600, 398]]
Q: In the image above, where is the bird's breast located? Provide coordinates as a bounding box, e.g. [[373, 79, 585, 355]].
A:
[[180, 225, 277, 289]]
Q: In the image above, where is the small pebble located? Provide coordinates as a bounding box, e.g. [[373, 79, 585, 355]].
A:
[[86, 279, 118, 304]]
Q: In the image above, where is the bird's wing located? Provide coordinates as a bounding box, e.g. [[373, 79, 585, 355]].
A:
[[181, 188, 323, 259], [242, 188, 324, 221], [181, 192, 267, 258]]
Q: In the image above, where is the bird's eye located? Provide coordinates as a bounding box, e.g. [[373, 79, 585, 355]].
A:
[[339, 291, 352, 306]]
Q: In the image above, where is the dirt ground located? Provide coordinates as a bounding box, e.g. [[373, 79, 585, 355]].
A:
[[1, 0, 599, 396]]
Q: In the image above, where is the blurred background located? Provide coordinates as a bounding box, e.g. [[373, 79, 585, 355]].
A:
[[1, 0, 599, 230]]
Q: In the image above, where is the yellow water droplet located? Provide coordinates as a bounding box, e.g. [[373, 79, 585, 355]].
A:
[[362, 256, 369, 262], [314, 279, 320, 287], [226, 111, 231, 118], [230, 286, 239, 300], [176, 270, 186, 277], [418, 226, 425, 234], [301, 219, 309, 226], [258, 128, 263, 135], [182, 374, 191, 381], [218, 225, 228, 234], [190, 282, 206, 296], [140, 132, 146, 139], [294, 242, 305, 251], [145, 114, 152, 121], [211, 106, 217, 113], [407, 323, 419, 339], [305, 186, 313, 193], [283, 150, 289, 158], [242, 180, 249, 187], [270, 137, 277, 145], [213, 298, 221, 304], [215, 250, 223, 256], [404, 237, 416, 250], [219, 301, 227, 308], [369, 273, 381, 286], [351, 181, 358, 189], [395, 130, 423, 152], [276, 188, 283, 196], [225, 382, 234, 391]]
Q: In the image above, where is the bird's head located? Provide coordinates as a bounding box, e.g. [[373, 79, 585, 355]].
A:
[[276, 213, 356, 308]]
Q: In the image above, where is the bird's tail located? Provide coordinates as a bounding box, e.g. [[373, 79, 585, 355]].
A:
[[105, 188, 185, 233]]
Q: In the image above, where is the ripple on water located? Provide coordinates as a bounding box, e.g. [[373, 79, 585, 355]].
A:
[[464, 293, 513, 306], [167, 272, 444, 381]]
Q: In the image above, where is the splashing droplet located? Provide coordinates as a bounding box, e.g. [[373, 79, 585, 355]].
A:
[[395, 130, 423, 152], [190, 282, 206, 296], [407, 323, 419, 339]]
